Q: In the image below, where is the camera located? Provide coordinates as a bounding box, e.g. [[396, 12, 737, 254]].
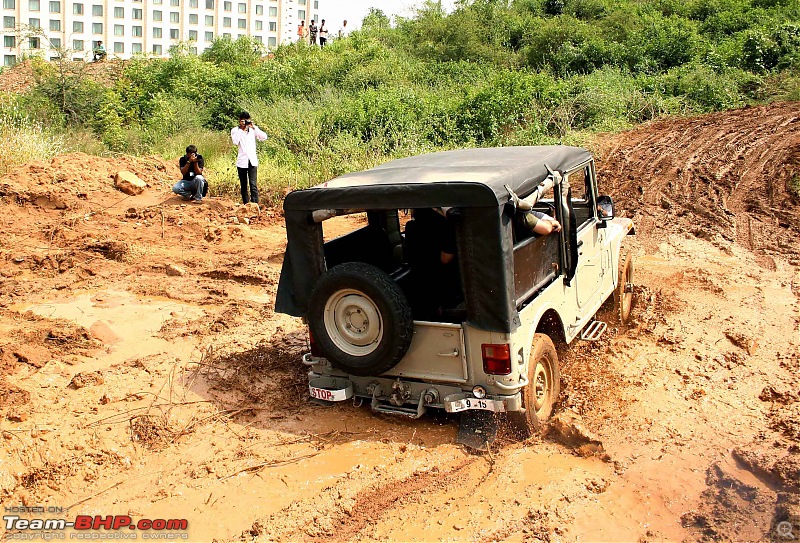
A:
[[245, 120, 253, 125]]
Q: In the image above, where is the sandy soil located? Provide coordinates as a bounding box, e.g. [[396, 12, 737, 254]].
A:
[[0, 102, 798, 543]]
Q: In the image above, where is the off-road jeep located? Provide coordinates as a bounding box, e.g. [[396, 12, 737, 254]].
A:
[[276, 146, 634, 445]]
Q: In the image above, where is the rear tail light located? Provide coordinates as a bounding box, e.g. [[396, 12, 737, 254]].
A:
[[308, 327, 323, 357], [482, 344, 511, 375]]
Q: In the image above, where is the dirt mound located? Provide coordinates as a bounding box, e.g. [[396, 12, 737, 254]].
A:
[[596, 101, 800, 260], [0, 152, 173, 211], [0, 59, 126, 94]]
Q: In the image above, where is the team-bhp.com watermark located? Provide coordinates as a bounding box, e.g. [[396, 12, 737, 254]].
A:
[[3, 507, 189, 540]]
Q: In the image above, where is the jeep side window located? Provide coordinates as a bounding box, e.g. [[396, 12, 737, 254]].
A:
[[566, 164, 596, 229]]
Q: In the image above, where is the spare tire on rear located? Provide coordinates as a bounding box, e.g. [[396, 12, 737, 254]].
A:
[[307, 262, 414, 376]]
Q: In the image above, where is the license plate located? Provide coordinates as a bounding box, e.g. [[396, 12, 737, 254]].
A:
[[309, 386, 350, 402], [449, 398, 499, 413]]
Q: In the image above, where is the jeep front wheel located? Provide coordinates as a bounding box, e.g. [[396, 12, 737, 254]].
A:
[[518, 333, 560, 436], [308, 262, 413, 376], [615, 252, 635, 324]]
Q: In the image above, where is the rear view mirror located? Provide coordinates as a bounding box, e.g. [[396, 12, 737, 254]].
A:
[[597, 195, 614, 221]]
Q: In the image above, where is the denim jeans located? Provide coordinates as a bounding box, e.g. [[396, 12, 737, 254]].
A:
[[172, 175, 206, 201], [237, 163, 258, 204]]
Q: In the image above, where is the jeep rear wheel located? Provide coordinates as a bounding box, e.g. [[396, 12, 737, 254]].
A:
[[615, 252, 635, 324], [511, 333, 560, 438], [308, 262, 413, 376]]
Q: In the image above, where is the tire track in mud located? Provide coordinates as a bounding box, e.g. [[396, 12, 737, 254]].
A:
[[244, 455, 485, 542], [596, 102, 800, 259]]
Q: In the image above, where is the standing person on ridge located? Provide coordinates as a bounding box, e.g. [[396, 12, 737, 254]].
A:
[[318, 19, 328, 47], [297, 20, 306, 43], [230, 111, 267, 205], [338, 20, 348, 38], [308, 19, 318, 46]]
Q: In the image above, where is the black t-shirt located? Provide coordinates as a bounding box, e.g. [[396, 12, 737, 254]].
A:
[[179, 154, 204, 181]]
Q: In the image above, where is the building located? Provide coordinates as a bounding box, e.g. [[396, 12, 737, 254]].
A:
[[0, 0, 319, 64]]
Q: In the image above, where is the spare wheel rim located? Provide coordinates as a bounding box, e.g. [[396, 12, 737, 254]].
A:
[[324, 289, 383, 356]]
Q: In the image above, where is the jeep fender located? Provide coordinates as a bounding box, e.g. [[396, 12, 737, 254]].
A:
[[524, 307, 567, 359]]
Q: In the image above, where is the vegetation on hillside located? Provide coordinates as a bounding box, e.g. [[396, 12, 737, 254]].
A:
[[1, 0, 798, 200]]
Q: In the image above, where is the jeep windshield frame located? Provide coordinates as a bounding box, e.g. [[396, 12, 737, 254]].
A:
[[275, 146, 592, 334]]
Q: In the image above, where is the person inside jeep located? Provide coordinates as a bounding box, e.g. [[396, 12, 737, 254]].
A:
[[404, 207, 462, 320], [518, 210, 562, 235]]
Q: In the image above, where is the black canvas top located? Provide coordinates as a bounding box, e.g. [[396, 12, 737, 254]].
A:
[[284, 146, 592, 210]]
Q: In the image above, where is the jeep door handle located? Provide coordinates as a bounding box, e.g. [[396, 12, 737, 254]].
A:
[[438, 349, 459, 357]]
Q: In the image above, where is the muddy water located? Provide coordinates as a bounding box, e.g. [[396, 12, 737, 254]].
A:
[[19, 290, 205, 366]]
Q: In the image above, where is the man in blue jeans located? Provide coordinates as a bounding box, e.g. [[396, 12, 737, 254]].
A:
[[172, 145, 208, 203], [230, 111, 268, 205]]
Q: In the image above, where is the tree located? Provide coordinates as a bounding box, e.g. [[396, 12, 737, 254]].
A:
[[362, 8, 391, 31]]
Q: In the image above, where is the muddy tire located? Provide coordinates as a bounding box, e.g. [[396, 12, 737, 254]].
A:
[[509, 333, 560, 438], [615, 252, 635, 324], [307, 262, 413, 377]]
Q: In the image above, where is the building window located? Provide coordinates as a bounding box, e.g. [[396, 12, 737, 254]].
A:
[[29, 18, 40, 28], [222, 32, 229, 38], [189, 0, 197, 6], [72, 2, 82, 14], [3, 15, 14, 28], [268, 36, 276, 46], [237, 2, 244, 12], [29, 37, 40, 48], [188, 13, 197, 23], [48, 0, 59, 12], [253, 34, 261, 42], [298, 9, 304, 19], [255, 4, 262, 14], [152, 0, 161, 4], [73, 20, 83, 31], [169, 11, 178, 22], [237, 18, 245, 28], [3, 35, 14, 47], [204, 31, 212, 41], [254, 20, 261, 30], [2, 0, 13, 10], [223, 0, 230, 10], [113, 24, 123, 35], [188, 29, 197, 39], [153, 44, 162, 54], [268, 5, 276, 16], [91, 4, 101, 15], [170, 0, 178, 6], [92, 22, 102, 32], [298, 0, 305, 5], [113, 41, 123, 53], [73, 39, 83, 50], [205, 15, 212, 25], [169, 28, 178, 38], [132, 8, 141, 18], [269, 21, 275, 31], [29, 0, 39, 10], [50, 37, 60, 47], [152, 10, 161, 20], [132, 25, 141, 36], [48, 19, 60, 30], [205, 0, 213, 8], [132, 42, 141, 52], [152, 26, 161, 37], [313, 0, 317, 8], [189, 46, 197, 54], [113, 6, 122, 17], [4, 55, 16, 65], [222, 16, 230, 26]]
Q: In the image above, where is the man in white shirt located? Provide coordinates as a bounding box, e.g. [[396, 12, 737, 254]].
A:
[[230, 111, 268, 205], [338, 20, 349, 39]]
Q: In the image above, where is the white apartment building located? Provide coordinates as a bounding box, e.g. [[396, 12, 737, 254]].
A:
[[0, 0, 319, 64]]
